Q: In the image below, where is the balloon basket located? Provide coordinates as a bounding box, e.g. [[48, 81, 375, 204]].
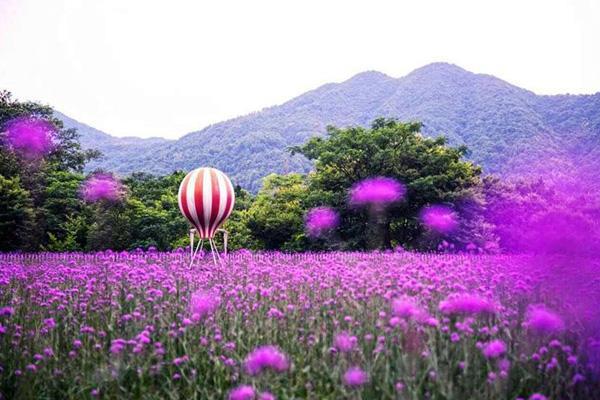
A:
[[189, 228, 228, 267]]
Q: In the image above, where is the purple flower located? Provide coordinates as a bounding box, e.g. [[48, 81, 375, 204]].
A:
[[343, 366, 368, 387], [420, 205, 458, 234], [267, 307, 284, 319], [349, 177, 405, 206], [229, 385, 255, 400], [333, 331, 357, 352], [189, 290, 220, 321], [259, 392, 276, 400], [172, 355, 189, 366], [525, 306, 565, 336], [439, 294, 495, 316], [567, 355, 577, 365], [110, 339, 127, 355], [482, 340, 506, 358], [244, 345, 289, 375], [305, 207, 339, 237], [44, 318, 56, 329], [391, 298, 424, 320], [528, 394, 547, 400], [80, 173, 124, 203], [0, 306, 14, 317], [2, 117, 56, 158]]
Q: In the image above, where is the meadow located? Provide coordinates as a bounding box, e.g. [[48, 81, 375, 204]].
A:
[[1, 251, 598, 399]]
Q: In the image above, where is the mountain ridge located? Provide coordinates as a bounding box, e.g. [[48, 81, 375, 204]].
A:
[[56, 62, 600, 191]]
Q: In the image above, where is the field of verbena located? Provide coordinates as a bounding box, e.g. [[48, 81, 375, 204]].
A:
[[0, 251, 598, 399]]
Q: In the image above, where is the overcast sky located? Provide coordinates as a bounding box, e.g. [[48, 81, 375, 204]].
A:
[[1, 0, 599, 139]]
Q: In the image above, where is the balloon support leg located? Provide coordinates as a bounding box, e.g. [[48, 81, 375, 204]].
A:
[[189, 229, 228, 267], [189, 239, 203, 268]]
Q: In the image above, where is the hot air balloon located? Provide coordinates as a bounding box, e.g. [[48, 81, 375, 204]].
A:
[[178, 167, 235, 265]]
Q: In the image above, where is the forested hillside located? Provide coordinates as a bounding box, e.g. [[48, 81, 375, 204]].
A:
[[60, 63, 600, 191]]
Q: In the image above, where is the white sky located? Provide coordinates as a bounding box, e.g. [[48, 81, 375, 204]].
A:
[[1, 0, 599, 139]]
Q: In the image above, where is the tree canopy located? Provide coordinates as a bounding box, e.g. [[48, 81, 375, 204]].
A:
[[7, 89, 578, 254], [291, 118, 486, 250], [0, 91, 98, 250]]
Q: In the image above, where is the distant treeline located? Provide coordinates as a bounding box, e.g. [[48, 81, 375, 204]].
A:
[[2, 91, 598, 253]]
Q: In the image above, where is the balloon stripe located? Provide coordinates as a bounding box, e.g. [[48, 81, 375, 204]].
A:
[[202, 168, 212, 238], [215, 171, 229, 236], [218, 171, 231, 234], [210, 171, 228, 237], [192, 168, 207, 237], [187, 169, 203, 237], [209, 169, 221, 235], [226, 174, 235, 216], [213, 171, 233, 237]]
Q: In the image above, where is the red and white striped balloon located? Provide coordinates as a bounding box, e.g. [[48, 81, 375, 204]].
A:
[[178, 167, 235, 239]]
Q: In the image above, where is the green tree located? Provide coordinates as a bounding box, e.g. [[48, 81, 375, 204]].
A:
[[42, 170, 87, 248], [292, 118, 485, 250], [0, 175, 35, 251], [86, 200, 134, 251], [44, 214, 88, 251], [1, 91, 99, 250], [213, 185, 255, 250], [1, 91, 99, 177], [246, 173, 309, 251], [124, 172, 190, 250]]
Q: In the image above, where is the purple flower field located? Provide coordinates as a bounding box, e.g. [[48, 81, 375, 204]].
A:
[[1, 251, 599, 399]]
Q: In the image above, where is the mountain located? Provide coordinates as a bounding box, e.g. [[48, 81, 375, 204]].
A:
[[54, 111, 173, 173], [57, 63, 600, 191]]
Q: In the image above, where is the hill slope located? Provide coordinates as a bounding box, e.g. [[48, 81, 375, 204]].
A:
[[58, 63, 600, 191], [54, 111, 173, 173]]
